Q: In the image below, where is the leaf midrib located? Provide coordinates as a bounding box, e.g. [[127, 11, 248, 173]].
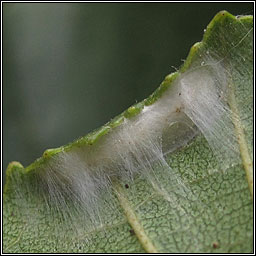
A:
[[114, 183, 159, 253], [229, 86, 253, 198]]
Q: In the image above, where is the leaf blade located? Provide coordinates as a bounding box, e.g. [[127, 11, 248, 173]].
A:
[[3, 11, 253, 253]]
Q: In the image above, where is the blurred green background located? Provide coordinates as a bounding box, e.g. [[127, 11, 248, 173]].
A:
[[3, 3, 253, 172]]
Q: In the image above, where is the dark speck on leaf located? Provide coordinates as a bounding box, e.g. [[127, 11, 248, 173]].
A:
[[125, 184, 129, 189], [129, 229, 135, 235], [213, 242, 219, 249]]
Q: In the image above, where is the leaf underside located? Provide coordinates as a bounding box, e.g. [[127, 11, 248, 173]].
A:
[[3, 11, 253, 253]]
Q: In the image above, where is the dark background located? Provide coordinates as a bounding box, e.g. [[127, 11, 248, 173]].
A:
[[3, 3, 253, 172]]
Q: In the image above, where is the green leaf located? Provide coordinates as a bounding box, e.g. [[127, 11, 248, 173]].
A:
[[3, 11, 253, 253]]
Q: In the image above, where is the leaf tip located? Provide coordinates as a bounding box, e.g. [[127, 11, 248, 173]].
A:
[[6, 161, 24, 173], [4, 161, 24, 195]]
